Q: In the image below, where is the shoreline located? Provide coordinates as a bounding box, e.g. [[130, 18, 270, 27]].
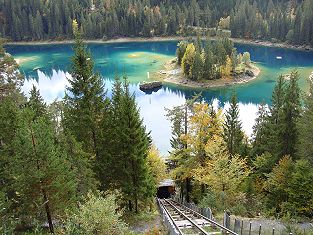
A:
[[155, 59, 261, 89], [5, 36, 313, 52]]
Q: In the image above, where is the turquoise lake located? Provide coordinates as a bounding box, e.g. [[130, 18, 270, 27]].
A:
[[5, 41, 313, 155]]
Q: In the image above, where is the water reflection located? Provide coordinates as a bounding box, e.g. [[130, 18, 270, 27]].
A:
[[22, 69, 259, 155]]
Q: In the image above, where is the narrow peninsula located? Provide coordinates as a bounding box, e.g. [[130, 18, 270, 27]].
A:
[[157, 37, 260, 88]]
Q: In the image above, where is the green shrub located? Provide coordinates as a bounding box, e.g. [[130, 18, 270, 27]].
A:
[[62, 191, 128, 235]]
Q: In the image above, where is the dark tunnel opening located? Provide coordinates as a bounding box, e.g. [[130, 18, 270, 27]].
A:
[[157, 186, 175, 199]]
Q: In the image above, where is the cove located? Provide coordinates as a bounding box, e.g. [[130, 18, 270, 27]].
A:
[[5, 41, 313, 155]]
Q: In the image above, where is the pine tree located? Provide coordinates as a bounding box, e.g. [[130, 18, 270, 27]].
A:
[[230, 48, 238, 72], [203, 42, 215, 80], [223, 93, 244, 156], [281, 70, 301, 157], [166, 105, 186, 150], [10, 109, 77, 233], [266, 75, 286, 158], [176, 41, 188, 65], [242, 52, 251, 66], [251, 102, 269, 157], [297, 80, 313, 164], [190, 49, 203, 80], [28, 85, 47, 120], [64, 20, 108, 160], [109, 77, 154, 212]]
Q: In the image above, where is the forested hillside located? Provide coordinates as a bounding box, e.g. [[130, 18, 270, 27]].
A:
[[0, 0, 313, 45]]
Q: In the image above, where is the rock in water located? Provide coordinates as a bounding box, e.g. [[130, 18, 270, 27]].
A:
[[139, 81, 163, 91], [245, 70, 255, 77]]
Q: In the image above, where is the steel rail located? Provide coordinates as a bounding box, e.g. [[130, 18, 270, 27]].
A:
[[169, 199, 238, 235], [164, 199, 211, 235], [158, 198, 184, 235]]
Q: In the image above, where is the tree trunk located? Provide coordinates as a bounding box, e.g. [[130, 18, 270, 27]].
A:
[[128, 200, 132, 212], [42, 189, 54, 234], [180, 181, 184, 203], [184, 105, 188, 149], [186, 178, 191, 203], [30, 123, 54, 234], [135, 197, 138, 213], [92, 130, 99, 160]]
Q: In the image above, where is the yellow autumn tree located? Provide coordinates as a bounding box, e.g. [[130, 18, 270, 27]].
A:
[[181, 43, 196, 79], [183, 102, 224, 167], [221, 56, 232, 79], [147, 145, 167, 185], [170, 102, 224, 201], [72, 19, 79, 36], [194, 136, 250, 209], [218, 16, 230, 30]]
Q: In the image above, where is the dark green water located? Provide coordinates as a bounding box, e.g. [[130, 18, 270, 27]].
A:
[[5, 41, 313, 155]]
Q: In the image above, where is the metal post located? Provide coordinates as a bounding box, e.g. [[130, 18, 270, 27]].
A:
[[258, 224, 262, 235], [272, 228, 275, 235], [241, 220, 243, 235], [249, 222, 252, 235]]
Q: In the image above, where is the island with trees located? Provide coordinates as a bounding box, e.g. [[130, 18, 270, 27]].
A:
[[158, 37, 260, 88]]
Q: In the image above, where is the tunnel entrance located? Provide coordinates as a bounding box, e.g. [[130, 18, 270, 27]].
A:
[[157, 186, 175, 198], [157, 179, 175, 199]]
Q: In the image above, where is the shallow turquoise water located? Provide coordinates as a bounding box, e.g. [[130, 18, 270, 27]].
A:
[[5, 41, 313, 155]]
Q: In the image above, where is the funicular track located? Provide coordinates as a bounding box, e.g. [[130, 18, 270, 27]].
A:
[[158, 199, 238, 235]]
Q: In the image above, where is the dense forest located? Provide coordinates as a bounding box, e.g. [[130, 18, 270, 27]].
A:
[[0, 0, 313, 45]]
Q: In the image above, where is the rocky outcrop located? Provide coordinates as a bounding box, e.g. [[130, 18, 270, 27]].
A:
[[139, 81, 162, 91], [245, 70, 255, 77]]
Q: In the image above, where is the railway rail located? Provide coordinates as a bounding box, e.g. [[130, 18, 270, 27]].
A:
[[158, 198, 238, 235]]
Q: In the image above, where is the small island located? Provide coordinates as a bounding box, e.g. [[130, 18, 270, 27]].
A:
[[158, 37, 260, 88], [139, 80, 162, 91]]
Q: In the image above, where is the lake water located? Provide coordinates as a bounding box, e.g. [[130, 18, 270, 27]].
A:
[[5, 41, 313, 155]]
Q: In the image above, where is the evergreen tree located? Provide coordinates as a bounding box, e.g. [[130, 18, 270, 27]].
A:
[[230, 48, 238, 72], [251, 102, 269, 157], [281, 70, 301, 157], [166, 105, 186, 150], [176, 41, 188, 65], [10, 109, 77, 233], [266, 75, 286, 158], [28, 85, 47, 120], [109, 77, 154, 212], [297, 80, 313, 164], [223, 93, 244, 156], [1, 0, 313, 45], [64, 20, 108, 160], [190, 49, 203, 80], [203, 42, 215, 80]]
